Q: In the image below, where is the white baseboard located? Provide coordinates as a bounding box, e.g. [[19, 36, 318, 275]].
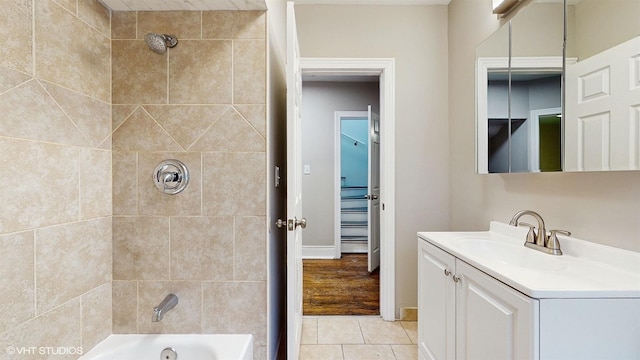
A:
[[341, 242, 367, 253], [302, 246, 337, 259]]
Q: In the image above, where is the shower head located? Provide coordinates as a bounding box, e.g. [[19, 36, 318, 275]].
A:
[[144, 33, 178, 54]]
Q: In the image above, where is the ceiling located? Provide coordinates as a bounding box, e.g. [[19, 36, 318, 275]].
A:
[[99, 0, 451, 11]]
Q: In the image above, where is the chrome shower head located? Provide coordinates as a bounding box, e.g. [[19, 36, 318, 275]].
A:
[[144, 33, 178, 54]]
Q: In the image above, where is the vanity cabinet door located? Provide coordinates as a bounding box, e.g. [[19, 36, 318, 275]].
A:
[[418, 241, 456, 360], [455, 260, 539, 360]]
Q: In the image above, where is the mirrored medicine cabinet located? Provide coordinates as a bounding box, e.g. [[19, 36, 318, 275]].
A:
[[476, 0, 640, 174]]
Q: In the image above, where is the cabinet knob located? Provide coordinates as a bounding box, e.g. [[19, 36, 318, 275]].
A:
[[452, 275, 461, 283], [444, 269, 451, 277]]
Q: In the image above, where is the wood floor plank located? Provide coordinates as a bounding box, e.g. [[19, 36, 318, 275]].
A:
[[303, 254, 380, 315]]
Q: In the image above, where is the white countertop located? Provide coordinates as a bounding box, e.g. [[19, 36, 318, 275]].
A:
[[418, 222, 640, 299]]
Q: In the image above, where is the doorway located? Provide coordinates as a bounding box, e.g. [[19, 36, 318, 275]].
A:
[[299, 57, 396, 321]]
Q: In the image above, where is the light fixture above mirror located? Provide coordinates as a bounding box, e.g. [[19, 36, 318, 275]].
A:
[[493, 0, 522, 16]]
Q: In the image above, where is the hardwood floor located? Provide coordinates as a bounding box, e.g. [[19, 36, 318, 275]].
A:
[[303, 253, 380, 316]]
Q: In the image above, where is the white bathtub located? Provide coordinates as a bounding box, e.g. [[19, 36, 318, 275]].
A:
[[78, 334, 253, 360]]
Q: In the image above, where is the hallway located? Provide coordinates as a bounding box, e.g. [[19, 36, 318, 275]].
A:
[[303, 254, 379, 315]]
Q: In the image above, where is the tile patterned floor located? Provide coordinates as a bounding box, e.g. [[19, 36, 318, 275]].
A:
[[300, 316, 418, 360]]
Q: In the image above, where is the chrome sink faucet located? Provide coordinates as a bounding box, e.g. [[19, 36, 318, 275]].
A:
[[509, 210, 570, 256], [152, 294, 178, 322]]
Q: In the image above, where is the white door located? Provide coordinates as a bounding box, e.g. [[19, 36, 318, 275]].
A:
[[367, 106, 381, 272], [565, 36, 640, 171], [285, 2, 304, 359]]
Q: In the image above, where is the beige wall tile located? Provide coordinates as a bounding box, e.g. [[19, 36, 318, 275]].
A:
[[81, 283, 112, 351], [145, 105, 231, 149], [202, 152, 266, 216], [169, 40, 232, 104], [112, 105, 139, 131], [0, 139, 79, 234], [112, 280, 138, 334], [112, 151, 138, 215], [235, 216, 266, 281], [202, 282, 266, 345], [112, 107, 182, 151], [35, 0, 110, 102], [170, 217, 233, 281], [113, 216, 170, 280], [190, 107, 265, 151], [202, 11, 265, 39], [97, 135, 112, 150], [0, 66, 32, 93], [233, 40, 266, 104], [0, 299, 81, 360], [254, 345, 267, 360], [112, 12, 137, 40], [41, 80, 111, 147], [0, 231, 34, 335], [137, 281, 202, 334], [52, 0, 76, 14], [0, 0, 33, 74], [35, 218, 112, 314], [80, 149, 112, 219], [112, 40, 167, 104], [137, 152, 202, 216], [0, 80, 88, 147], [137, 11, 202, 40], [235, 104, 266, 137], [78, 0, 110, 37]]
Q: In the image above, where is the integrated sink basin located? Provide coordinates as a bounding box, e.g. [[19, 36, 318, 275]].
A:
[[454, 237, 568, 272], [418, 221, 640, 298]]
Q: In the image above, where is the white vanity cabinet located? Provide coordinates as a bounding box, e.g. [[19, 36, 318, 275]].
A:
[[418, 240, 538, 360], [418, 223, 640, 360]]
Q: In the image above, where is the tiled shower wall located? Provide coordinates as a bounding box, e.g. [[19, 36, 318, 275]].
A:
[[110, 10, 268, 359], [0, 0, 112, 359]]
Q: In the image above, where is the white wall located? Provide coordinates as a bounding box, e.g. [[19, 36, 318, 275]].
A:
[[449, 0, 640, 252], [301, 81, 379, 248], [296, 4, 450, 316]]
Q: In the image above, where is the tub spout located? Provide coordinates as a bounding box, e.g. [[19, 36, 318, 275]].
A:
[[152, 294, 178, 322]]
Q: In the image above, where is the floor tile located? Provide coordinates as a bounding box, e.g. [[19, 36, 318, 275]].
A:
[[359, 317, 412, 344], [401, 321, 418, 344], [302, 318, 318, 344], [343, 345, 396, 360], [300, 345, 344, 360], [318, 317, 364, 344], [392, 345, 419, 360]]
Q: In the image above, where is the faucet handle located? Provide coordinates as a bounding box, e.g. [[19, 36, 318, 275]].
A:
[[546, 229, 570, 255], [518, 222, 537, 244], [549, 229, 571, 237]]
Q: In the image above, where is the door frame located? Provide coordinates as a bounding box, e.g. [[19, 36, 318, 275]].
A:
[[301, 57, 396, 321], [529, 107, 562, 172], [334, 110, 369, 258]]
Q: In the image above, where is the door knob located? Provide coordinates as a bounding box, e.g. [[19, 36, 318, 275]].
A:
[[275, 217, 307, 231], [364, 194, 379, 200], [295, 218, 307, 229]]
